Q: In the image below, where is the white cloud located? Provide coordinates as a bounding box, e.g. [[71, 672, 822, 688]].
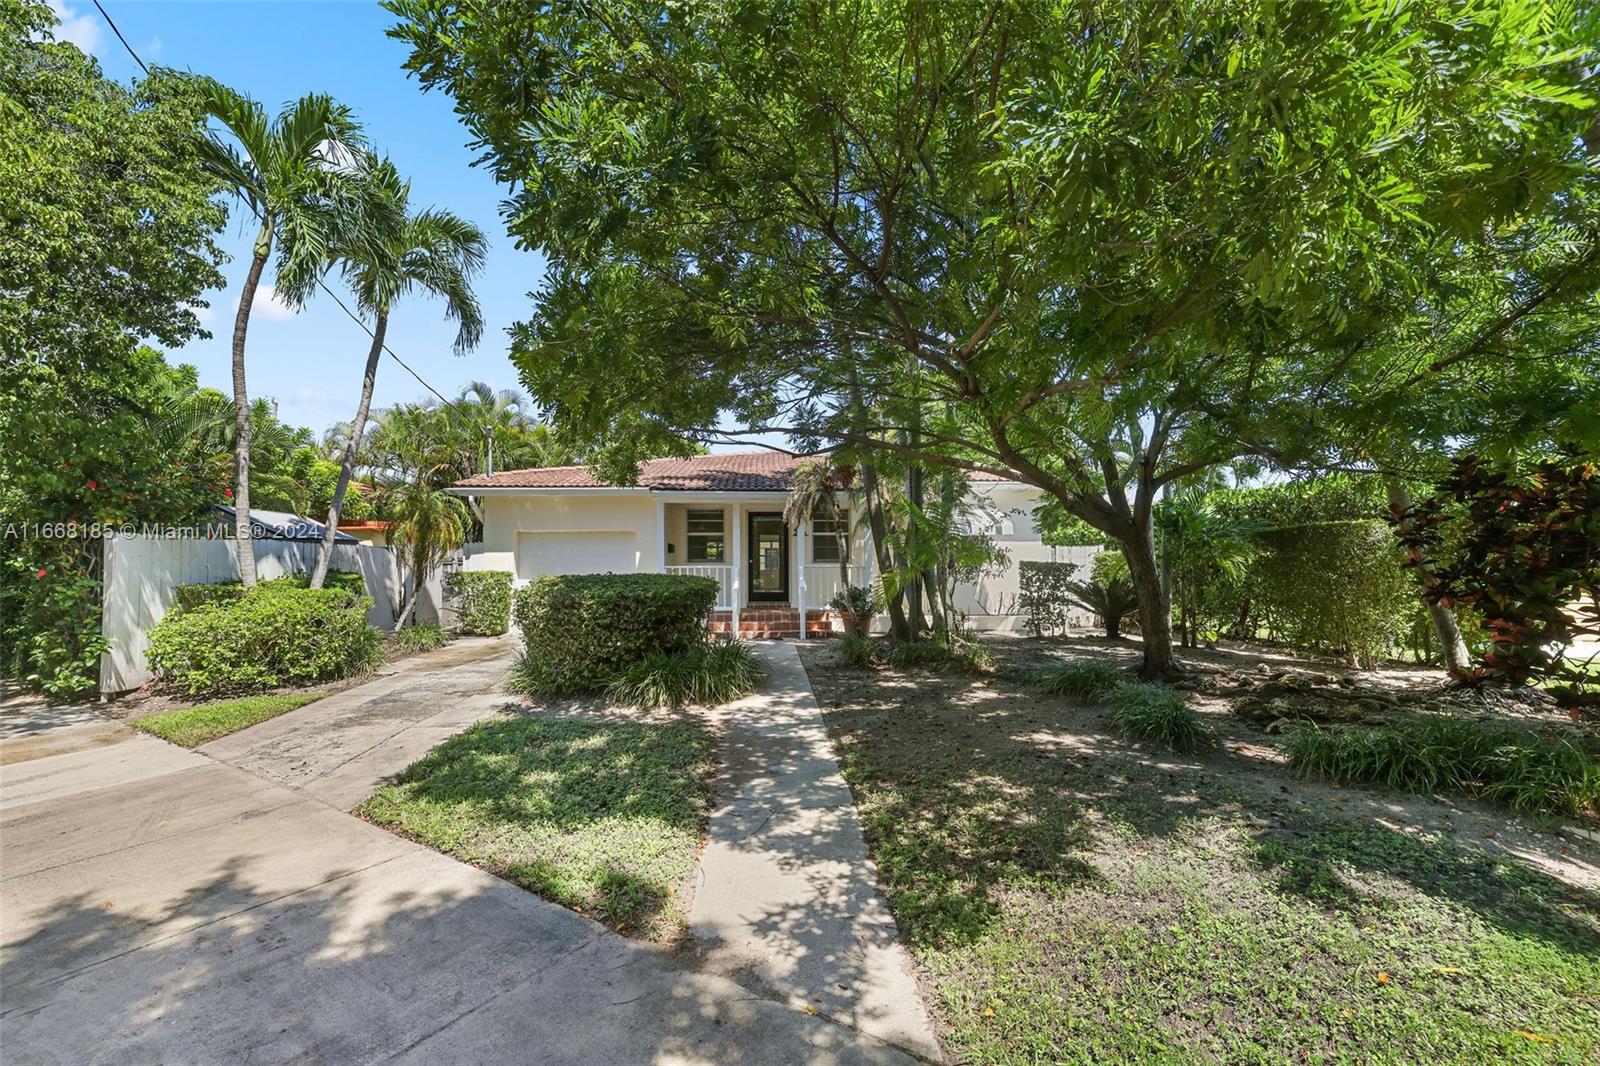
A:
[[252, 285, 296, 321], [144, 36, 161, 57], [46, 1, 103, 55], [191, 303, 215, 326]]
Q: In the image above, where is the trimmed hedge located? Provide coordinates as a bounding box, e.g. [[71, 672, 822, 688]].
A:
[[173, 571, 367, 614], [446, 569, 513, 635], [1019, 561, 1081, 636], [511, 573, 719, 694], [147, 580, 382, 698]]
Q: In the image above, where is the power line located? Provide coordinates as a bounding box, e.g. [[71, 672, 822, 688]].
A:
[[90, 0, 473, 423]]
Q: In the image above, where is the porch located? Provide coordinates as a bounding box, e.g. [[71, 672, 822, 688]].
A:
[[657, 499, 869, 638]]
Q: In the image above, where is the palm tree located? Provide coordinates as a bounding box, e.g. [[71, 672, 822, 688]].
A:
[[193, 76, 368, 585], [308, 156, 486, 589], [385, 479, 469, 628], [783, 459, 853, 588]]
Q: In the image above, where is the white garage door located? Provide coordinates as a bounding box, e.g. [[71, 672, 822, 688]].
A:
[[515, 530, 639, 580]]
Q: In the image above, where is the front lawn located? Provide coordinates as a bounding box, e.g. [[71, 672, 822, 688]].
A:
[[359, 713, 716, 941], [134, 692, 323, 747], [799, 639, 1600, 1065]]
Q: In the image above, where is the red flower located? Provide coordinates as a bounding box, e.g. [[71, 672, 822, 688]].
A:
[[224, 487, 234, 499], [35, 568, 46, 577], [86, 480, 97, 490]]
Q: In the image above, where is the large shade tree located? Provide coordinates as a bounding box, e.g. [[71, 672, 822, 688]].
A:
[[390, 0, 1597, 676], [192, 76, 371, 586], [307, 156, 486, 589]]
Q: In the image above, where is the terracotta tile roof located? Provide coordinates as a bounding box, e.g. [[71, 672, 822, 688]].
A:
[[453, 451, 810, 492], [452, 450, 1015, 492]]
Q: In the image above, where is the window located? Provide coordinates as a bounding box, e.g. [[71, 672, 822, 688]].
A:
[[686, 508, 725, 562], [811, 512, 848, 563]]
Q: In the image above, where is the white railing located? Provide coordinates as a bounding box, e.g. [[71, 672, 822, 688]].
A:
[[666, 565, 734, 609], [802, 563, 872, 610]]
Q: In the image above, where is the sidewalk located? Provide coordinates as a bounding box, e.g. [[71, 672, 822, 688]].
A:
[[690, 642, 941, 1061]]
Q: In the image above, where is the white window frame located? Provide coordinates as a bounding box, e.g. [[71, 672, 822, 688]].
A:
[[686, 508, 726, 562], [810, 511, 849, 563]]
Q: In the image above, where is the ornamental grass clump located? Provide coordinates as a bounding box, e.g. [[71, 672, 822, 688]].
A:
[[1038, 658, 1127, 701], [605, 639, 765, 709], [1107, 682, 1212, 752], [1286, 717, 1600, 817], [835, 634, 876, 668]]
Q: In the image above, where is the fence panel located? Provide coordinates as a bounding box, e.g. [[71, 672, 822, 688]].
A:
[[98, 534, 424, 695]]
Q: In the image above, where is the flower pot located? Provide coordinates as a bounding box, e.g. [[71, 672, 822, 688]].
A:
[[841, 611, 874, 637]]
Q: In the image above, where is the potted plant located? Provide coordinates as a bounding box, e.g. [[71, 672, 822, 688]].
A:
[[829, 585, 879, 637]]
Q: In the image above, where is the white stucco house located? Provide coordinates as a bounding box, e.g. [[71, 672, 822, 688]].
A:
[[449, 450, 1091, 637]]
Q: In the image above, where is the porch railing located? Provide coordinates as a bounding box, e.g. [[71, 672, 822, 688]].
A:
[[802, 563, 872, 610], [665, 564, 734, 609]]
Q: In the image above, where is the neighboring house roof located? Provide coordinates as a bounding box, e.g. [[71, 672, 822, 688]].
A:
[[337, 520, 391, 532], [211, 505, 359, 543], [451, 450, 1014, 494]]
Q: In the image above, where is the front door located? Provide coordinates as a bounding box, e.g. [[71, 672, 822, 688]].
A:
[[747, 512, 788, 603]]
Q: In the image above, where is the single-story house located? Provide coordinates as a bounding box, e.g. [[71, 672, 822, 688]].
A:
[[449, 450, 1093, 637], [336, 519, 391, 547]]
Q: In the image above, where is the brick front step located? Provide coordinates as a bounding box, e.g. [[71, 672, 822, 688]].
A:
[[707, 607, 824, 639]]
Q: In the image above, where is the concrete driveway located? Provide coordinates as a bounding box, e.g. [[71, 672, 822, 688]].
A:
[[0, 644, 919, 1065]]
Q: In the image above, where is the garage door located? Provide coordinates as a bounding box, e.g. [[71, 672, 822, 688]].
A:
[[515, 530, 639, 579]]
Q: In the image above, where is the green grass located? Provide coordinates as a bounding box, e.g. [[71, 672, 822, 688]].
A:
[[835, 633, 876, 668], [1106, 681, 1212, 752], [359, 715, 715, 941], [134, 692, 322, 747], [802, 644, 1600, 1065], [1286, 717, 1600, 817], [1038, 658, 1128, 701]]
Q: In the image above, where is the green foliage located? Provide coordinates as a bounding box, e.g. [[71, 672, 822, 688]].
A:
[[0, 7, 227, 694], [827, 585, 879, 617], [510, 573, 719, 695], [882, 631, 995, 675], [1018, 562, 1082, 637], [605, 639, 765, 709], [1038, 659, 1128, 702], [444, 569, 512, 635], [1107, 683, 1211, 752], [1065, 572, 1141, 641], [359, 714, 715, 940], [135, 692, 322, 748], [389, 623, 447, 655], [1089, 550, 1130, 589], [1394, 453, 1600, 710], [173, 571, 365, 614], [1286, 718, 1600, 817], [146, 582, 382, 698], [835, 634, 876, 669]]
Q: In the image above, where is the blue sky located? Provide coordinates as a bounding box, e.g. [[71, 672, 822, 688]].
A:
[[60, 0, 544, 438]]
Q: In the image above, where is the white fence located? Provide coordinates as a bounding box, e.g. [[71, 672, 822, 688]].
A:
[[99, 534, 445, 696], [954, 542, 1099, 631]]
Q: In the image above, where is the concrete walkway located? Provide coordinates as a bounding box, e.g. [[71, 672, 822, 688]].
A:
[[1, 648, 920, 1064], [690, 642, 940, 1061]]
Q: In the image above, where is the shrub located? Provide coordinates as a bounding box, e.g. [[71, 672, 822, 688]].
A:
[[1285, 718, 1600, 816], [511, 573, 719, 694], [1018, 560, 1081, 636], [173, 571, 367, 614], [835, 634, 876, 668], [147, 582, 382, 698], [391, 623, 448, 655], [883, 632, 995, 674], [606, 639, 766, 708], [828, 584, 879, 616], [173, 581, 247, 613], [1107, 682, 1211, 752], [445, 569, 513, 636], [1039, 658, 1127, 701]]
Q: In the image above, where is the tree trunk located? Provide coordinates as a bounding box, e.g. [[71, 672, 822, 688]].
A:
[[1386, 479, 1472, 674], [861, 463, 911, 641], [904, 459, 925, 637], [310, 312, 387, 589], [1122, 529, 1174, 678], [229, 223, 272, 587]]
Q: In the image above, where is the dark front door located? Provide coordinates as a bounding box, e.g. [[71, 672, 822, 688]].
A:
[[747, 512, 788, 603]]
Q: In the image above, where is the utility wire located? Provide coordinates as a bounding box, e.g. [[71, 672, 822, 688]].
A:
[[91, 0, 473, 423]]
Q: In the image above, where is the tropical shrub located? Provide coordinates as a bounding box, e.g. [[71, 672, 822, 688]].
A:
[[445, 569, 513, 635], [510, 572, 718, 694], [147, 581, 382, 697], [173, 570, 366, 614], [1107, 682, 1211, 752], [390, 623, 448, 655], [1039, 659, 1127, 701], [1285, 718, 1600, 817], [605, 639, 765, 708], [1018, 561, 1081, 636], [1063, 558, 1140, 640], [835, 634, 876, 668]]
